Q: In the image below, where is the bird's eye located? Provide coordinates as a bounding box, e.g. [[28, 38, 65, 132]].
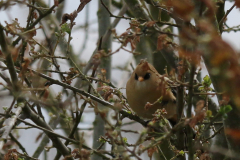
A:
[[144, 73, 151, 80], [135, 73, 138, 80]]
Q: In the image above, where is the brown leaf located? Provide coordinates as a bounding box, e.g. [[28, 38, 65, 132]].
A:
[[209, 36, 236, 66], [11, 44, 22, 62], [71, 148, 90, 160], [129, 19, 141, 32], [77, 0, 91, 13], [19, 57, 31, 78], [66, 67, 78, 80], [225, 128, 240, 141], [189, 100, 206, 127], [157, 34, 168, 50], [33, 11, 38, 19], [2, 141, 15, 150], [120, 30, 129, 38], [178, 48, 201, 66], [60, 13, 71, 25], [145, 21, 156, 27], [54, 0, 59, 6], [144, 102, 153, 111], [236, 0, 240, 8], [147, 147, 158, 159], [4, 149, 18, 160], [195, 100, 205, 113], [200, 152, 211, 160], [97, 85, 113, 101], [219, 94, 230, 106], [177, 60, 187, 80], [164, 0, 194, 21], [43, 86, 50, 101], [5, 19, 23, 37], [27, 28, 36, 39], [101, 68, 107, 75]]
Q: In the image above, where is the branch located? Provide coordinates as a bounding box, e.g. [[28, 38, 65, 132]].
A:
[[0, 102, 24, 152], [0, 24, 19, 91], [202, 125, 224, 143], [9, 133, 28, 155], [20, 105, 74, 160], [26, 68, 150, 128], [219, 4, 235, 27], [12, 0, 65, 46]]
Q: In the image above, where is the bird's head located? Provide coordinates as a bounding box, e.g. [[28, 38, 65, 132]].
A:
[[134, 60, 154, 82]]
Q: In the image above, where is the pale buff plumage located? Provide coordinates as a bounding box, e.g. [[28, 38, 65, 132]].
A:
[[126, 60, 177, 121]]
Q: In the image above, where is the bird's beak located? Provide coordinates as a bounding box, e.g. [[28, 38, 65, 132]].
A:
[[138, 76, 144, 82]]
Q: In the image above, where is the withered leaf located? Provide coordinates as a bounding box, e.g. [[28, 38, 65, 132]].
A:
[[71, 148, 91, 160], [77, 0, 91, 13], [225, 128, 240, 141], [54, 0, 59, 6], [147, 147, 158, 159], [236, 0, 240, 8], [4, 149, 18, 160], [145, 21, 156, 27], [189, 100, 206, 127], [164, 0, 194, 21], [157, 34, 168, 50], [60, 13, 71, 25], [200, 152, 211, 160]]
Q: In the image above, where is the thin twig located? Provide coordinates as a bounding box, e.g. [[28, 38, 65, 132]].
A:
[[9, 133, 28, 155], [202, 125, 224, 143], [219, 4, 235, 27]]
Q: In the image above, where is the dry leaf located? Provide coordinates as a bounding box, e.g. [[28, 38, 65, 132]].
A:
[[225, 128, 240, 141], [77, 0, 91, 13], [157, 34, 168, 50], [71, 148, 90, 160], [200, 152, 211, 160], [4, 149, 18, 160], [54, 0, 59, 6], [236, 0, 240, 8], [189, 100, 206, 127], [145, 21, 156, 27], [147, 147, 158, 159], [164, 0, 194, 21]]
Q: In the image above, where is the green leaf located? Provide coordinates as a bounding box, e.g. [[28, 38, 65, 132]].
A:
[[99, 137, 106, 143], [202, 75, 212, 87], [206, 110, 212, 118], [127, 111, 132, 114], [109, 98, 114, 103], [61, 23, 71, 34], [219, 105, 232, 115], [122, 137, 128, 143], [179, 150, 184, 156], [224, 105, 232, 113]]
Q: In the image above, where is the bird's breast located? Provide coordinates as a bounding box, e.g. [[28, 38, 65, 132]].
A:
[[126, 80, 176, 119]]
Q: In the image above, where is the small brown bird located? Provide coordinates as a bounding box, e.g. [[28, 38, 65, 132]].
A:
[[126, 60, 177, 122]]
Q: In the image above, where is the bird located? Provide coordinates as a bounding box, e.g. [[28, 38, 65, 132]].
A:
[[126, 59, 177, 123]]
